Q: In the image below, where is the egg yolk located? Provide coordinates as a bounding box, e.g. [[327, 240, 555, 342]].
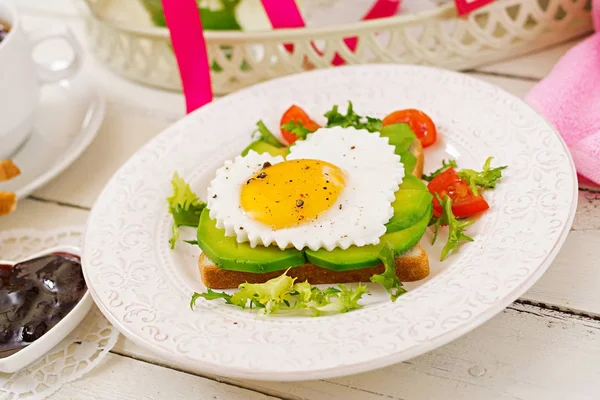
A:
[[240, 159, 345, 229]]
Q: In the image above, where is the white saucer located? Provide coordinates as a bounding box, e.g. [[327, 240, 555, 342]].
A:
[[0, 75, 105, 199]]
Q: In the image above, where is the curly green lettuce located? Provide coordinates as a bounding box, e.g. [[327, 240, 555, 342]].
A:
[[167, 172, 206, 249], [310, 284, 369, 315], [191, 270, 369, 316], [457, 157, 507, 196], [190, 288, 232, 309], [431, 195, 475, 261], [370, 242, 406, 301], [324, 101, 383, 133]]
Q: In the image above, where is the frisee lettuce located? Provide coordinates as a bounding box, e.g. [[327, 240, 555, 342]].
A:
[[432, 194, 475, 261], [190, 270, 369, 316], [190, 288, 232, 310], [307, 284, 369, 315], [167, 172, 206, 249], [457, 157, 507, 196], [371, 242, 406, 301], [324, 101, 383, 133]]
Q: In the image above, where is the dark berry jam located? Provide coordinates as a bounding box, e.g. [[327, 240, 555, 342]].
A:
[[0, 252, 85, 358]]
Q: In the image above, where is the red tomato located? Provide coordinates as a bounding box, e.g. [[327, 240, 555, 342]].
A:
[[280, 105, 321, 145], [428, 168, 489, 218], [382, 109, 437, 148]]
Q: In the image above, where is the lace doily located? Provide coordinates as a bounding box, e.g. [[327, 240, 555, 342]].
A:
[[0, 226, 119, 400]]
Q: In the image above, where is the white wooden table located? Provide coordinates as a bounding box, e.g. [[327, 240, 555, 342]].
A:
[[4, 2, 600, 399]]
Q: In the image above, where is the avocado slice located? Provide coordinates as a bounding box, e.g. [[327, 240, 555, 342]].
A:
[[400, 151, 417, 176], [385, 174, 433, 233], [305, 204, 432, 271], [380, 123, 416, 155], [380, 123, 418, 175], [197, 209, 306, 273], [396, 173, 427, 190], [241, 140, 288, 157]]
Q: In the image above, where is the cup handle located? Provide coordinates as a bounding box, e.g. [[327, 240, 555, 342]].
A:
[[27, 25, 83, 84]]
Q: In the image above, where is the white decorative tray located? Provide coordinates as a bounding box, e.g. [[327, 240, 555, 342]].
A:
[[82, 0, 593, 94]]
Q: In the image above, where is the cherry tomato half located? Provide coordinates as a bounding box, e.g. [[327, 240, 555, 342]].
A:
[[428, 168, 489, 218], [382, 109, 437, 148], [280, 105, 321, 145]]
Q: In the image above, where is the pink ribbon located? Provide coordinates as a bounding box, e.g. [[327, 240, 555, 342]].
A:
[[161, 0, 213, 113], [261, 0, 400, 65], [454, 0, 495, 15]]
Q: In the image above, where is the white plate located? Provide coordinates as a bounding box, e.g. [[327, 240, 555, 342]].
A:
[[82, 65, 577, 381], [0, 75, 105, 199], [0, 245, 93, 373]]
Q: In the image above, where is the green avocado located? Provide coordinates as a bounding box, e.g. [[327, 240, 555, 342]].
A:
[[385, 174, 433, 233], [305, 203, 432, 271], [197, 209, 306, 273], [380, 123, 416, 154], [379, 123, 418, 175], [240, 140, 287, 157], [400, 151, 417, 176], [396, 173, 427, 190]]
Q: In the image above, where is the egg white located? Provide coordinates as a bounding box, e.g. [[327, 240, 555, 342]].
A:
[[207, 127, 405, 251]]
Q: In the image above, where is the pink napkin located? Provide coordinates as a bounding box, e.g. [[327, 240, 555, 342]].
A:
[[525, 0, 600, 185]]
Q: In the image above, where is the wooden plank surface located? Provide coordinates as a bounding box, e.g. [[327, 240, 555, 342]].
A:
[[474, 38, 586, 80], [0, 198, 88, 229], [522, 189, 600, 316], [113, 303, 600, 400], [53, 353, 280, 400]]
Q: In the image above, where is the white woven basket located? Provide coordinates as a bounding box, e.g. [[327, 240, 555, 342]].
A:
[[83, 0, 593, 94]]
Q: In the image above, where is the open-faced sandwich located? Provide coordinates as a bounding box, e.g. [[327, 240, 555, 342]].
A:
[[0, 159, 21, 216], [169, 103, 506, 316]]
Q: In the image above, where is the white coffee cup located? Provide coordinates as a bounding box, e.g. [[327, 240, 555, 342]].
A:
[[0, 1, 82, 159]]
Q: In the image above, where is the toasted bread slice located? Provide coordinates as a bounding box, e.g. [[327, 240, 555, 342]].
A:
[[0, 192, 17, 217], [199, 244, 429, 289], [0, 160, 21, 182]]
